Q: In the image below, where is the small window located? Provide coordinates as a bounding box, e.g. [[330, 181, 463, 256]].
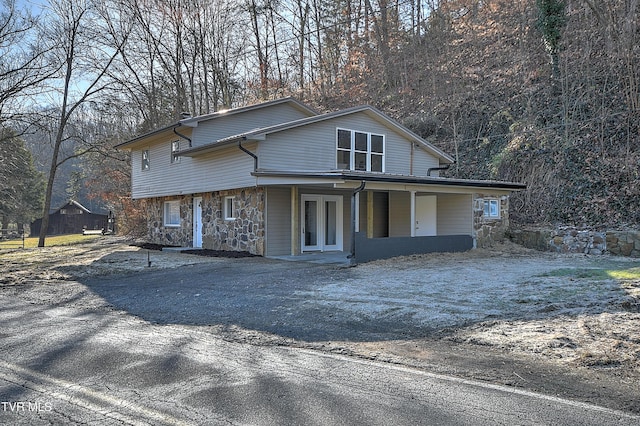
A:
[[142, 149, 150, 170], [224, 196, 235, 220], [483, 199, 500, 218], [164, 201, 180, 226], [171, 141, 180, 163]]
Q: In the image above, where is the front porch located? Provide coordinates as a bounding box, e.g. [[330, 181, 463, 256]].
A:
[[265, 182, 504, 262]]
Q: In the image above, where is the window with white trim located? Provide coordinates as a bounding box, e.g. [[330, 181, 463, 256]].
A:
[[224, 196, 235, 220], [483, 199, 500, 218], [336, 128, 385, 172], [171, 141, 180, 163], [164, 200, 180, 226], [142, 149, 150, 170]]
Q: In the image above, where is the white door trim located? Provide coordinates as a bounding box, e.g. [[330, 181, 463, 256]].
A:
[[193, 197, 203, 248]]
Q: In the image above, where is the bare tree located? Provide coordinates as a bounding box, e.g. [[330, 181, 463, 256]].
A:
[[36, 0, 131, 247], [0, 0, 56, 124]]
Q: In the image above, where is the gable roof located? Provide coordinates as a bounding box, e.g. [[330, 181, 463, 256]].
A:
[[179, 97, 317, 128], [55, 200, 92, 214], [179, 105, 455, 164], [115, 97, 317, 150]]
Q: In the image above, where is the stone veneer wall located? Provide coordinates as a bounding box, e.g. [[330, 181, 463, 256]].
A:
[[147, 196, 194, 247], [473, 194, 510, 248], [201, 187, 265, 255], [508, 227, 640, 257], [146, 187, 265, 255]]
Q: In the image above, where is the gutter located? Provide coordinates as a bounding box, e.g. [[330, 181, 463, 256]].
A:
[[173, 124, 192, 147], [427, 163, 451, 176]]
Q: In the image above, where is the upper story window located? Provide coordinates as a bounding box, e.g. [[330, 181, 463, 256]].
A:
[[483, 199, 500, 219], [142, 149, 150, 171], [171, 141, 181, 163], [164, 200, 180, 227], [337, 128, 385, 172]]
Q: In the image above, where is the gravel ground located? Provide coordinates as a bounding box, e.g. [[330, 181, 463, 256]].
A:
[[1, 236, 639, 414]]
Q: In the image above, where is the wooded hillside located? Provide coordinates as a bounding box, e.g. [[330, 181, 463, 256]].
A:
[[405, 1, 640, 228], [314, 0, 640, 228], [1, 0, 638, 231]]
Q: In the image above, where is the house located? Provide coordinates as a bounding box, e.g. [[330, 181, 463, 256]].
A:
[[30, 200, 109, 236], [116, 98, 525, 263]]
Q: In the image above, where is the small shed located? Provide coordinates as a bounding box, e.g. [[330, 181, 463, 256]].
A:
[[31, 200, 108, 236]]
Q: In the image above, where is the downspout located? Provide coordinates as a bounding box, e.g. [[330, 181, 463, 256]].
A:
[[348, 181, 366, 266], [173, 124, 192, 148], [427, 163, 452, 176], [238, 137, 258, 171]]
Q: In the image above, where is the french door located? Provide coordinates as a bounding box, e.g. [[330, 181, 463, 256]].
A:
[[301, 195, 343, 252]]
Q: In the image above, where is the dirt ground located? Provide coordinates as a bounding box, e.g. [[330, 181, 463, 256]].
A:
[[1, 237, 639, 414]]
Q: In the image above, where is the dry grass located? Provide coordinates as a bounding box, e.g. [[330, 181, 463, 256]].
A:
[[0, 234, 102, 249]]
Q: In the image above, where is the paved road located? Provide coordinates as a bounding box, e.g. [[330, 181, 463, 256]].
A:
[[1, 293, 637, 425]]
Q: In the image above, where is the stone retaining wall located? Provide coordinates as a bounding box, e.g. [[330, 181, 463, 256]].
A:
[[607, 231, 640, 257], [508, 227, 640, 257]]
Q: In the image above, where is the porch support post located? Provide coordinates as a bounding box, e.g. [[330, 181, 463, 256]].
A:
[[367, 190, 374, 238], [350, 181, 366, 265], [291, 186, 299, 255], [410, 191, 416, 237]]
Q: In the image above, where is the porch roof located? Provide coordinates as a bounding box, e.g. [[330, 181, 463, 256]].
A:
[[251, 170, 526, 191]]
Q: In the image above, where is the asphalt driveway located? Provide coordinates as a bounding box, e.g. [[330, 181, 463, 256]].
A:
[[81, 258, 421, 342], [79, 247, 639, 345]]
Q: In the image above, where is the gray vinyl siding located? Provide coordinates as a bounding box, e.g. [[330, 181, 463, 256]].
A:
[[258, 111, 441, 175], [389, 192, 411, 237], [191, 103, 313, 147], [131, 143, 257, 199], [413, 146, 440, 175], [265, 186, 292, 256], [130, 108, 447, 200], [438, 194, 473, 235]]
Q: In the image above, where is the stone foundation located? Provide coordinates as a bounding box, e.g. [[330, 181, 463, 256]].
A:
[[146, 187, 265, 255]]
